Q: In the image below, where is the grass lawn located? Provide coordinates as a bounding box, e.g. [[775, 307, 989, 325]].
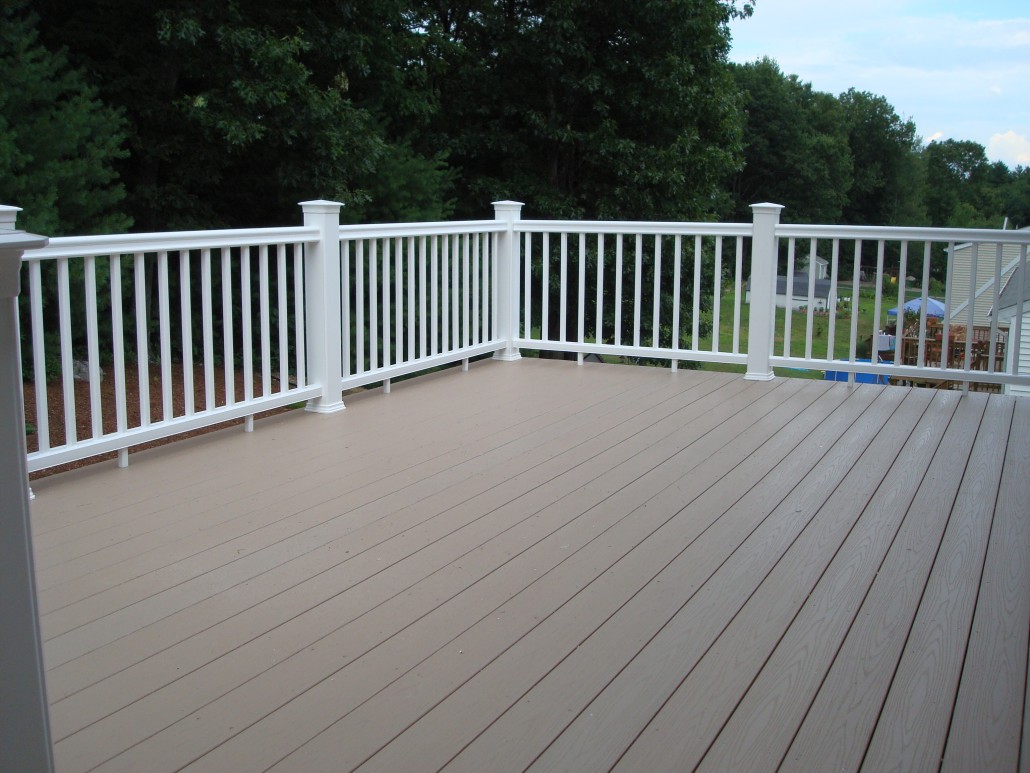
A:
[[698, 285, 925, 379]]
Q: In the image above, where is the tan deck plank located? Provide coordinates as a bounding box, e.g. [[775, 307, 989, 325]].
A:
[[43, 366, 708, 702], [25, 361, 1026, 773], [37, 362, 663, 638], [622, 388, 939, 772], [265, 384, 864, 772], [383, 384, 899, 773], [53, 370, 779, 770], [47, 366, 726, 736], [31, 360, 532, 537], [40, 364, 674, 659], [34, 360, 635, 580], [696, 388, 958, 771], [181, 380, 828, 771], [780, 392, 991, 772], [861, 395, 1012, 772], [941, 396, 1030, 772], [526, 385, 900, 773]]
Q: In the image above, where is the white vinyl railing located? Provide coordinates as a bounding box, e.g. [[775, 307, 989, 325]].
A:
[[338, 220, 507, 391], [770, 223, 1030, 388], [10, 199, 1030, 472], [513, 219, 753, 370], [20, 223, 320, 472]]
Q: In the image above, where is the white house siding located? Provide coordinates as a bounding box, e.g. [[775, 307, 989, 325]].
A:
[[1014, 326, 1030, 397], [948, 241, 1022, 328], [775, 293, 827, 311], [998, 301, 1030, 397]]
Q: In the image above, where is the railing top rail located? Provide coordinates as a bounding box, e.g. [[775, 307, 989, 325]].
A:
[[339, 220, 504, 239], [775, 223, 1030, 244], [515, 219, 754, 237], [22, 225, 320, 260]]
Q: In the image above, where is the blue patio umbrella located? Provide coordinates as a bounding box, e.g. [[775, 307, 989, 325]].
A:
[[887, 296, 945, 317]]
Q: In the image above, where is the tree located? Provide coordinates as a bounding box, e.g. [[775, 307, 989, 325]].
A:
[[0, 2, 129, 235], [922, 139, 1007, 228], [413, 0, 748, 220], [34, 0, 448, 230], [728, 58, 852, 223], [838, 88, 924, 225], [406, 0, 750, 358]]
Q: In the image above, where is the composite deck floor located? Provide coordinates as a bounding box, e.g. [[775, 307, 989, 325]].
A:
[[30, 358, 1030, 772]]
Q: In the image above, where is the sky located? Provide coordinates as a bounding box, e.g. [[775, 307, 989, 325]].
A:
[[727, 0, 1030, 168]]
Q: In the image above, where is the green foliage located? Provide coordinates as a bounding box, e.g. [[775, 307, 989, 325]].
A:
[[728, 58, 852, 223], [34, 0, 436, 228], [0, 2, 130, 235], [414, 0, 746, 221], [838, 89, 924, 226], [726, 57, 1025, 246]]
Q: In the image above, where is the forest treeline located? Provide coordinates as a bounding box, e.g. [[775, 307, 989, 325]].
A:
[[3, 0, 1029, 236]]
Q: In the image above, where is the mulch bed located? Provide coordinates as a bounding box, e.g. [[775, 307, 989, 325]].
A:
[[23, 363, 297, 479]]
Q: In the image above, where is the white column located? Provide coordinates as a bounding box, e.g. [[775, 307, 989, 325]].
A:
[[300, 200, 346, 413], [0, 225, 54, 772], [745, 203, 784, 381], [492, 200, 523, 361]]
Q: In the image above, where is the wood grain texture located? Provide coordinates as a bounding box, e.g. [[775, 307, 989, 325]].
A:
[[941, 397, 1030, 773], [780, 392, 991, 773], [861, 395, 1011, 773], [24, 360, 1027, 773]]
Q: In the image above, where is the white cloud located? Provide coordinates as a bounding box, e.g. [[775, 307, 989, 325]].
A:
[[988, 131, 1030, 166], [927, 131, 944, 142]]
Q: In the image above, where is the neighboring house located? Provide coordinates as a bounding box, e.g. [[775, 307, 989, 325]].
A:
[[795, 254, 829, 280], [746, 273, 833, 311], [993, 264, 1030, 397], [946, 232, 1027, 328]]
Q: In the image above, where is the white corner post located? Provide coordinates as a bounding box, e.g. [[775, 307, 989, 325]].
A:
[[745, 203, 783, 381], [300, 200, 346, 413], [0, 216, 55, 772], [492, 200, 524, 361]]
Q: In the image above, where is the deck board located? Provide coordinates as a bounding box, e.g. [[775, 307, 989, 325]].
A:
[[27, 358, 1029, 773], [781, 391, 990, 772], [941, 396, 1030, 772], [862, 395, 1011, 772]]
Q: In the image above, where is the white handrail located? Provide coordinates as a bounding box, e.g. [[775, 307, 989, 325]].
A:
[[777, 223, 1030, 244], [517, 219, 752, 237], [23, 226, 319, 260], [13, 202, 1030, 474]]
